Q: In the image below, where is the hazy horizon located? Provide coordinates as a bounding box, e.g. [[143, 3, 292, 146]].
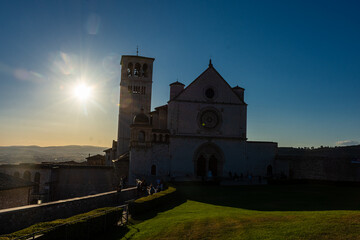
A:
[[0, 144, 108, 148]]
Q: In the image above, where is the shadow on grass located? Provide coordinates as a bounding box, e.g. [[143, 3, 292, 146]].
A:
[[175, 182, 360, 211], [100, 223, 138, 240], [103, 196, 186, 240], [130, 196, 187, 221]]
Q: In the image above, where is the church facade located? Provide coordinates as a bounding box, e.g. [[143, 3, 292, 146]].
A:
[[106, 55, 277, 184]]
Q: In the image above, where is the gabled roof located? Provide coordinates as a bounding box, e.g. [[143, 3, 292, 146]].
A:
[[169, 63, 246, 104], [103, 148, 112, 152]]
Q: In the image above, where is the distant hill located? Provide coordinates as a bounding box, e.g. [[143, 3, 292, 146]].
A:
[[0, 145, 107, 164]]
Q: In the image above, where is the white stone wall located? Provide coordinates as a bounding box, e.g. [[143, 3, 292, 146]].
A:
[[246, 141, 277, 176], [127, 64, 277, 183], [168, 101, 246, 138], [169, 137, 247, 177], [175, 67, 243, 104], [129, 144, 170, 184], [158, 107, 168, 129], [167, 67, 246, 139], [151, 107, 168, 130], [168, 138, 277, 178]]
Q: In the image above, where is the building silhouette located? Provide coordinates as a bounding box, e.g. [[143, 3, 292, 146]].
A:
[[107, 55, 277, 184]]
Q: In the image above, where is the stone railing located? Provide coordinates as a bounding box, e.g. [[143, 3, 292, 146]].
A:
[[0, 187, 137, 235]]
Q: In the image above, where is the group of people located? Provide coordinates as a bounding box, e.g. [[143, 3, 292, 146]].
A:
[[136, 178, 164, 195], [117, 176, 128, 192], [228, 171, 262, 183]]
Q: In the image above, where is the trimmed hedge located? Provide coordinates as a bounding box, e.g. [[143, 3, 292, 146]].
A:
[[129, 186, 178, 217], [0, 207, 122, 240]]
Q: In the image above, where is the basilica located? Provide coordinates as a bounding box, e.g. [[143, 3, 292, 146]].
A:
[[105, 55, 277, 184]]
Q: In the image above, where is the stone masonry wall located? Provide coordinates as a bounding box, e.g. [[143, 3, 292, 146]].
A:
[[275, 157, 360, 182], [0, 187, 137, 235], [0, 187, 30, 210]]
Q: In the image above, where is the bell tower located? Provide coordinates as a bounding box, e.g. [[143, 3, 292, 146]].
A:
[[117, 55, 155, 157]]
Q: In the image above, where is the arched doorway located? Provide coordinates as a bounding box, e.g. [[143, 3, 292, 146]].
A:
[[194, 143, 224, 178], [208, 155, 218, 177], [196, 155, 206, 177]]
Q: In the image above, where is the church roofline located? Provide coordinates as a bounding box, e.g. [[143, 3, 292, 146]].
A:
[[168, 64, 247, 104], [233, 85, 245, 90], [168, 99, 247, 106], [169, 81, 185, 86], [155, 104, 168, 110], [120, 55, 155, 65]]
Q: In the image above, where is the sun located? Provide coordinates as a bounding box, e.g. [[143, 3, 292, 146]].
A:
[[73, 83, 92, 101]]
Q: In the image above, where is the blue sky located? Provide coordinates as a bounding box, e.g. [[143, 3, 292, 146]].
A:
[[0, 0, 359, 147]]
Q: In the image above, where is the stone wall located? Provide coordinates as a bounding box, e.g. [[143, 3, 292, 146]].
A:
[[129, 144, 170, 184], [0, 187, 137, 235], [0, 164, 117, 202], [246, 141, 277, 176], [50, 166, 116, 200], [275, 156, 360, 182], [0, 165, 52, 201], [168, 101, 246, 139], [0, 187, 31, 210]]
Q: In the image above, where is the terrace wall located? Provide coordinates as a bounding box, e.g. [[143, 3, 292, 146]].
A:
[[0, 187, 137, 235]]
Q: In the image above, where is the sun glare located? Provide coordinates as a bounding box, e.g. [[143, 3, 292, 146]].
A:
[[73, 83, 92, 101]]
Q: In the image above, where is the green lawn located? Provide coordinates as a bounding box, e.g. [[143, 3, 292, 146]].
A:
[[108, 183, 360, 240]]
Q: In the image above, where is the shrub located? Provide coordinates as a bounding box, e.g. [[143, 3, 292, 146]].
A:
[[0, 207, 122, 240], [129, 186, 178, 217]]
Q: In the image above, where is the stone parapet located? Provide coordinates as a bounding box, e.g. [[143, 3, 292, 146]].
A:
[[0, 187, 137, 235]]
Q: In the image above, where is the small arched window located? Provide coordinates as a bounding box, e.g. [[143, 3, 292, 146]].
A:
[[159, 134, 163, 142], [127, 62, 133, 77], [134, 63, 141, 77], [143, 63, 148, 77], [165, 134, 169, 143], [14, 171, 20, 178], [151, 165, 156, 176], [23, 171, 31, 181], [138, 131, 145, 143], [153, 134, 157, 142]]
